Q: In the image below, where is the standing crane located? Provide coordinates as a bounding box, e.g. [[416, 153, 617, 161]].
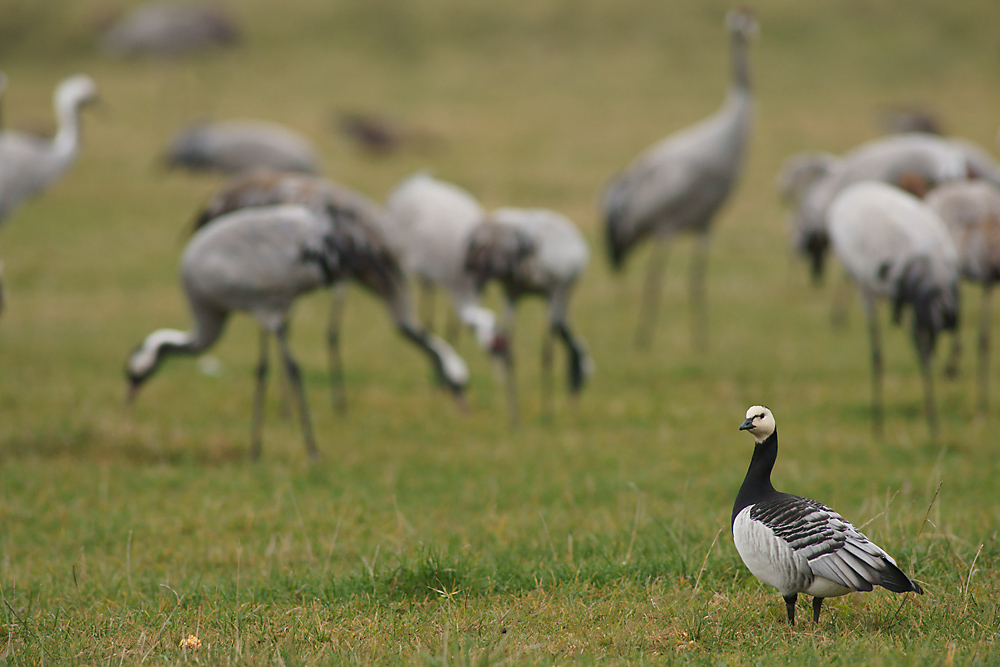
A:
[[926, 180, 1000, 414], [0, 74, 99, 224], [465, 207, 593, 423], [828, 181, 960, 438], [0, 74, 98, 316], [191, 170, 470, 414], [602, 7, 757, 349]]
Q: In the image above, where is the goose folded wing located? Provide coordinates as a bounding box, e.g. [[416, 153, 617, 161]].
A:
[[751, 493, 916, 593]]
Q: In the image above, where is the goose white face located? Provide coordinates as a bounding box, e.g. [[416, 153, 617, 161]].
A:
[[739, 405, 775, 442]]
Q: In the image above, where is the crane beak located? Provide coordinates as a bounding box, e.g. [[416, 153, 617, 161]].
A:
[[452, 390, 470, 415], [124, 381, 140, 408], [738, 417, 755, 431]]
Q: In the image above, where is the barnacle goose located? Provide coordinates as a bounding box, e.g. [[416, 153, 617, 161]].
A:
[[732, 405, 923, 625]]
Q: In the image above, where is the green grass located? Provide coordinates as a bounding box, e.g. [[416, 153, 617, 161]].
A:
[[1, 0, 1000, 664]]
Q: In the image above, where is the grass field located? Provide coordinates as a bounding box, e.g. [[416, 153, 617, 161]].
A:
[[1, 0, 999, 664]]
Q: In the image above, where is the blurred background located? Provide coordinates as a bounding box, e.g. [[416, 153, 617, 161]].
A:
[[0, 0, 998, 659]]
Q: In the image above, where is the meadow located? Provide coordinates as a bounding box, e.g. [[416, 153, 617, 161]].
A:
[[1, 0, 999, 664]]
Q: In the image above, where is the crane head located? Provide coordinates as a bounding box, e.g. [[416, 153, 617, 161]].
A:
[[55, 75, 99, 111], [726, 7, 758, 40]]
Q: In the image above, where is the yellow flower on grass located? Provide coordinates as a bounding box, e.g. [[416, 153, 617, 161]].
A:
[[180, 634, 202, 649]]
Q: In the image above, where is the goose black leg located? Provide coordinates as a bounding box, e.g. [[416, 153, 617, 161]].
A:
[[783, 594, 797, 626], [812, 596, 824, 624]]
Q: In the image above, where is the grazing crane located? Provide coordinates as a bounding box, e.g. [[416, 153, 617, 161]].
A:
[[191, 169, 469, 413], [0, 75, 99, 225], [126, 204, 468, 460], [100, 1, 239, 58], [602, 7, 757, 349], [165, 119, 322, 175], [733, 406, 923, 626], [465, 206, 593, 423], [787, 133, 968, 282], [828, 181, 960, 437], [926, 180, 1000, 414], [386, 173, 524, 414]]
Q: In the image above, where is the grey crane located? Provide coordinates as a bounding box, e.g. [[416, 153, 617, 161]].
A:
[[602, 7, 756, 349], [828, 181, 960, 437], [165, 119, 322, 175], [191, 169, 470, 413], [465, 206, 593, 423], [127, 203, 468, 460], [100, 1, 239, 58], [0, 74, 99, 225], [926, 180, 1000, 414], [734, 406, 922, 626], [0, 75, 98, 315], [786, 133, 968, 283]]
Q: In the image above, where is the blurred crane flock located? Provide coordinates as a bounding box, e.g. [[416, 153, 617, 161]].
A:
[[1, 0, 999, 664]]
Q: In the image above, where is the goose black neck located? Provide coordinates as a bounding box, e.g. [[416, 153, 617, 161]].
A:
[[732, 430, 778, 526]]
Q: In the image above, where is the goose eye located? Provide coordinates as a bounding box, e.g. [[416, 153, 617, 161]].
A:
[[758, 413, 765, 419]]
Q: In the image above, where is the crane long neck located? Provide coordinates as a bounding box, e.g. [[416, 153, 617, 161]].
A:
[[730, 33, 752, 93], [52, 96, 82, 165], [732, 430, 778, 526]]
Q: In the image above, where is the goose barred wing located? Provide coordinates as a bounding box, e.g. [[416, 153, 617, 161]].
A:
[[751, 494, 922, 594]]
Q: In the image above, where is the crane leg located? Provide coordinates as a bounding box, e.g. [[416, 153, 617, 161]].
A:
[[250, 327, 270, 460], [944, 329, 961, 379], [862, 292, 884, 439], [690, 232, 710, 351], [275, 324, 320, 462], [978, 283, 994, 415], [500, 296, 519, 428], [326, 283, 348, 416], [916, 327, 939, 439], [830, 268, 853, 330], [418, 278, 436, 333], [635, 242, 668, 349], [540, 325, 555, 422]]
